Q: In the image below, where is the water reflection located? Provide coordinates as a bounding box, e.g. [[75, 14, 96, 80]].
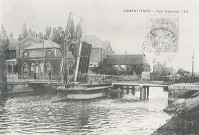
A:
[[0, 87, 170, 135]]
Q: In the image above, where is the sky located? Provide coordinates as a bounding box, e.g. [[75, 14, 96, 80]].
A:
[[1, 0, 199, 72]]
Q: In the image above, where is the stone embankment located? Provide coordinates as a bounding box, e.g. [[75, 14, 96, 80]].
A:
[[152, 84, 199, 135]]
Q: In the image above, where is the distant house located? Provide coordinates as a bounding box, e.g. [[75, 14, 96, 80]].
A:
[[102, 41, 115, 58], [81, 35, 114, 67], [106, 54, 151, 76], [153, 62, 173, 76]]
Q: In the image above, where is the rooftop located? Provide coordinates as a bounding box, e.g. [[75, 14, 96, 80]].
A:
[[106, 54, 150, 66], [7, 39, 18, 50], [81, 35, 103, 48], [24, 40, 61, 50]]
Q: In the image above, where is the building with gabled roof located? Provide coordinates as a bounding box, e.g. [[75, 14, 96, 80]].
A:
[[81, 35, 115, 67], [106, 54, 150, 76], [16, 35, 74, 80], [16, 36, 42, 58], [81, 35, 102, 48], [102, 41, 115, 57]]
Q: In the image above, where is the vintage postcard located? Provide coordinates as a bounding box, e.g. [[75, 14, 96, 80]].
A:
[[0, 0, 199, 135]]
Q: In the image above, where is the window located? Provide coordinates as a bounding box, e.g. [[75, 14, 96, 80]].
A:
[[35, 64, 39, 74], [46, 63, 51, 72], [46, 50, 53, 57], [13, 65, 18, 74], [8, 65, 12, 74], [31, 63, 35, 74], [23, 51, 29, 58], [23, 63, 28, 74]]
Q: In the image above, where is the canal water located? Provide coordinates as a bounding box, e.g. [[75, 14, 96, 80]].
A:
[[0, 87, 170, 135]]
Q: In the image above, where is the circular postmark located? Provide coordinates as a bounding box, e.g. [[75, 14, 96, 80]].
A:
[[142, 17, 179, 65]]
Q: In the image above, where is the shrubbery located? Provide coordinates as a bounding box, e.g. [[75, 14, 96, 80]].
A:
[[176, 68, 199, 83], [91, 58, 119, 75]]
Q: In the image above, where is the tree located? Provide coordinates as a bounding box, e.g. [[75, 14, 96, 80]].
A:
[[92, 58, 118, 75], [65, 13, 75, 40], [9, 31, 13, 40], [28, 28, 32, 36], [38, 32, 43, 39], [177, 68, 190, 76], [22, 23, 28, 39], [44, 35, 48, 40], [32, 31, 36, 37], [75, 21, 82, 40], [0, 24, 9, 49], [1, 24, 10, 60], [45, 26, 52, 38], [1, 24, 7, 39], [175, 68, 199, 83], [52, 27, 58, 43], [52, 26, 64, 45], [18, 34, 23, 41]]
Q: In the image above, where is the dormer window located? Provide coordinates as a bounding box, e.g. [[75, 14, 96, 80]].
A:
[[46, 50, 53, 57]]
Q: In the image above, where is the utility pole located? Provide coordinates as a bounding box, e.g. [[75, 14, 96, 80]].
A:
[[42, 39, 45, 80], [192, 49, 194, 82], [63, 38, 70, 84]]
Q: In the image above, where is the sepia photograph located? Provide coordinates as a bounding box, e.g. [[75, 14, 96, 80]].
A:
[[0, 0, 199, 134]]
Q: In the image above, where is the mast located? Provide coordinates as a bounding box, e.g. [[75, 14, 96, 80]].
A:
[[192, 49, 194, 76], [62, 12, 83, 83], [63, 12, 72, 84]]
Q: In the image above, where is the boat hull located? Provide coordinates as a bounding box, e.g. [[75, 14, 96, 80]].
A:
[[56, 85, 110, 100], [67, 92, 105, 99]]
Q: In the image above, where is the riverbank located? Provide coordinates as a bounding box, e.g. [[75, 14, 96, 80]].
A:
[[152, 91, 199, 135]]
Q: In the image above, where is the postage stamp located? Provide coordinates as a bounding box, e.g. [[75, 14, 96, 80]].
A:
[[142, 16, 179, 64]]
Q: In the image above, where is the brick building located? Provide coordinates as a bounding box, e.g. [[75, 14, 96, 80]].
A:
[[16, 35, 74, 80]]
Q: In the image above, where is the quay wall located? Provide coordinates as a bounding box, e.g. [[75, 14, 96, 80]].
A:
[[152, 83, 199, 135], [168, 83, 199, 103]]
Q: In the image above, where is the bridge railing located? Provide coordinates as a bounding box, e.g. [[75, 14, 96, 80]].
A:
[[118, 75, 142, 81], [88, 74, 119, 84], [150, 76, 171, 82]]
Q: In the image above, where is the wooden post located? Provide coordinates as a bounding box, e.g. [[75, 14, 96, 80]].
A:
[[121, 85, 123, 95], [127, 86, 129, 94], [139, 85, 143, 99], [121, 86, 124, 97], [143, 86, 146, 99], [147, 86, 149, 99], [132, 86, 135, 95]]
